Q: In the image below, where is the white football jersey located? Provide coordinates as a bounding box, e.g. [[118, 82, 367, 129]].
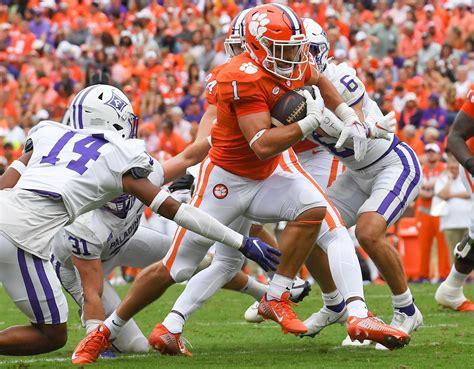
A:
[[52, 199, 145, 266], [15, 121, 155, 222], [309, 62, 397, 170]]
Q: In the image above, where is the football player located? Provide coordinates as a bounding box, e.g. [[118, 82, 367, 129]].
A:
[[435, 84, 474, 312], [50, 195, 172, 354], [296, 19, 423, 346], [0, 84, 278, 355], [72, 4, 410, 363]]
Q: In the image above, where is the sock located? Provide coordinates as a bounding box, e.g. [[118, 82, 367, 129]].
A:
[[322, 290, 345, 313], [445, 265, 469, 289], [346, 299, 368, 318], [241, 277, 268, 300], [392, 288, 415, 316], [267, 274, 293, 300], [104, 311, 128, 340], [162, 311, 186, 334], [85, 319, 103, 334]]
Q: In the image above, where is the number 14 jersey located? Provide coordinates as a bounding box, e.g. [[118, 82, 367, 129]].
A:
[[15, 121, 154, 222]]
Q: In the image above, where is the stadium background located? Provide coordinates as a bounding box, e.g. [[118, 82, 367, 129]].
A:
[[0, 0, 473, 308]]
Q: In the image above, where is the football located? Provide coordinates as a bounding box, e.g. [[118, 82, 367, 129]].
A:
[[270, 86, 316, 127]]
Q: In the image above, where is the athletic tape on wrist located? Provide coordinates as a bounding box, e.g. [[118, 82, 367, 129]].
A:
[[150, 190, 171, 213]]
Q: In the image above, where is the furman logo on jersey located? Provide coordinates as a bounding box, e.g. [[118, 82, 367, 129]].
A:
[[105, 91, 128, 116]]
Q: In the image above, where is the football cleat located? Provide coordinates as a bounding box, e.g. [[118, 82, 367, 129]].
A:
[[149, 323, 192, 356], [300, 306, 348, 338], [71, 324, 111, 364], [289, 276, 312, 303], [435, 282, 474, 312], [245, 301, 264, 323], [374, 305, 423, 350], [258, 292, 308, 335], [347, 313, 410, 350]]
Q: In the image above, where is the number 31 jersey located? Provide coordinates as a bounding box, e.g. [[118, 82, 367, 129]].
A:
[[15, 121, 154, 222]]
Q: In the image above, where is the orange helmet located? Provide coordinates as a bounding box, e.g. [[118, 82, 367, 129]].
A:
[[244, 4, 309, 81], [224, 9, 251, 58]]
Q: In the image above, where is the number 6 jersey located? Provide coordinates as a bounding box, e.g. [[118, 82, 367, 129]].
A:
[[1, 121, 155, 259]]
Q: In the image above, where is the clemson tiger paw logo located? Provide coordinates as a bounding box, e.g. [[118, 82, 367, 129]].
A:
[[248, 12, 270, 38], [239, 62, 259, 74]]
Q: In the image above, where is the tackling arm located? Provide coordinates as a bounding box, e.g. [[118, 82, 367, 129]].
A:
[[72, 256, 105, 323], [447, 111, 474, 174], [161, 138, 211, 183], [122, 175, 280, 271]]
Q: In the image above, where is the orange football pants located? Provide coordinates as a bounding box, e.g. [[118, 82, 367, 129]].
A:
[[416, 211, 450, 279]]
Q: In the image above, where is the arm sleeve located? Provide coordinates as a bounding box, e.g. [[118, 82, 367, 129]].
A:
[[173, 203, 244, 249]]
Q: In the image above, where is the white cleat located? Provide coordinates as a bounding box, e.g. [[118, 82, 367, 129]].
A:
[[375, 304, 423, 350], [244, 301, 264, 323], [289, 276, 312, 303], [341, 335, 371, 346], [435, 282, 470, 311], [300, 306, 348, 338]]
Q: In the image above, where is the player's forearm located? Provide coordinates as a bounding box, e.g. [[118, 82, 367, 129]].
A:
[[195, 105, 217, 141], [162, 138, 211, 183], [251, 124, 303, 160], [173, 203, 244, 249]]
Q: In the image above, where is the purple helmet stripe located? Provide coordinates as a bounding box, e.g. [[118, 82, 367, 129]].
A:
[[17, 249, 45, 324], [33, 255, 61, 324], [70, 85, 94, 129], [77, 85, 100, 129], [272, 4, 302, 35]]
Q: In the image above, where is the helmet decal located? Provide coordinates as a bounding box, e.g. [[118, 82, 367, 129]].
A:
[[104, 90, 128, 117]]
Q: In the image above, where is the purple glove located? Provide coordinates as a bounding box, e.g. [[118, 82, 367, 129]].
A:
[[239, 236, 281, 272]]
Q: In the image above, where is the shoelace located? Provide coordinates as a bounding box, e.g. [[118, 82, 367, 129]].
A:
[[275, 298, 298, 320], [76, 331, 109, 355]]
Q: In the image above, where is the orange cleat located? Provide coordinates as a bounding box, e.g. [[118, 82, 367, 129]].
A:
[[258, 292, 308, 335], [347, 313, 410, 350], [71, 324, 111, 365], [149, 323, 192, 356], [457, 300, 474, 312]]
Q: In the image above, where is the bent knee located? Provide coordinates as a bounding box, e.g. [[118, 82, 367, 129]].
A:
[[39, 323, 68, 351], [355, 227, 383, 250]]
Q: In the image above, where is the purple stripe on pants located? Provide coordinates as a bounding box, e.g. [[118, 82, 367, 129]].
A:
[[376, 145, 411, 215], [386, 143, 422, 224], [17, 249, 45, 324], [33, 255, 61, 324]]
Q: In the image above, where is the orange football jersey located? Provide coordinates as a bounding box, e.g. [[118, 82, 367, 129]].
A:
[[205, 63, 226, 106], [210, 53, 311, 180]]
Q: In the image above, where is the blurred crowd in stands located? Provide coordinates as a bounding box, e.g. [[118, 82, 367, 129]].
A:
[[0, 0, 473, 282]]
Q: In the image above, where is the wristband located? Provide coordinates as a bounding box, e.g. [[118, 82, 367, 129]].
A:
[[297, 116, 319, 137], [149, 190, 171, 213], [10, 160, 26, 175]]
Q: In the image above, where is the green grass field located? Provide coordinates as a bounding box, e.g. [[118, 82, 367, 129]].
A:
[[0, 283, 473, 369]]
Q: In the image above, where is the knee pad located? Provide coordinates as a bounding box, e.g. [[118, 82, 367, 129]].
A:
[[454, 236, 474, 267]]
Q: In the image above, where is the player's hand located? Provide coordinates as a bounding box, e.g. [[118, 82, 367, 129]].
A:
[[239, 236, 281, 272], [366, 111, 396, 140], [168, 174, 195, 193], [297, 86, 324, 137], [335, 120, 369, 162]]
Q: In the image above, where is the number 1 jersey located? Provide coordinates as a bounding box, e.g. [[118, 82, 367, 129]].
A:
[[15, 121, 154, 221]]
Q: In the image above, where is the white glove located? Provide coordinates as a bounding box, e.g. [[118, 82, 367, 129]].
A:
[[296, 86, 324, 137], [366, 111, 396, 140], [335, 103, 369, 162]]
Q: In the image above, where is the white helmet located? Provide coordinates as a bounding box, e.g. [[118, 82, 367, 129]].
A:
[[224, 8, 251, 58], [69, 84, 138, 139], [302, 18, 329, 73]]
